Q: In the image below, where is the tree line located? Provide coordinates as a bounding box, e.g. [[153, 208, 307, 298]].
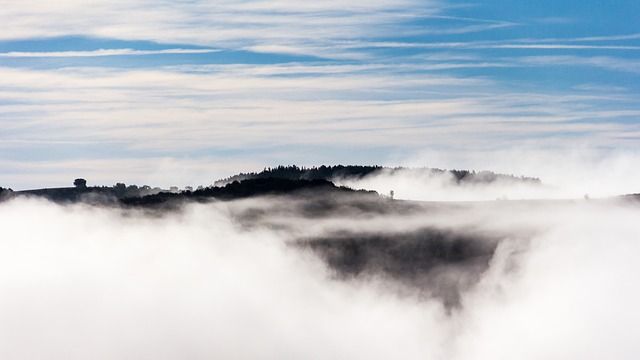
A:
[[214, 165, 540, 186]]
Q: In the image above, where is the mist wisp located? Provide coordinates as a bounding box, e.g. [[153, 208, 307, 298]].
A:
[[1, 193, 640, 359], [333, 167, 556, 201]]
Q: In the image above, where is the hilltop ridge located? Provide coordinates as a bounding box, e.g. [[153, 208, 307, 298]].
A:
[[215, 165, 541, 186], [1, 164, 545, 207]]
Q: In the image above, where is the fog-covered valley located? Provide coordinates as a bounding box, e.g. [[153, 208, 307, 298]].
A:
[[2, 0, 638, 357], [2, 183, 639, 359]]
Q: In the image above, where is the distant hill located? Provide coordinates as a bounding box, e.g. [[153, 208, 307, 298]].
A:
[[13, 183, 163, 204], [122, 178, 378, 208], [215, 165, 541, 186], [214, 165, 382, 186], [2, 164, 542, 207], [3, 177, 377, 208]]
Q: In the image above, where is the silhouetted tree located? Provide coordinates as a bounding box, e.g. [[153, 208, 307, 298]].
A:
[[113, 183, 126, 198], [73, 178, 87, 188], [0, 187, 13, 201]]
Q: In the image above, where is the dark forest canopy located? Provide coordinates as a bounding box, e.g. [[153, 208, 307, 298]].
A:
[[215, 165, 541, 186]]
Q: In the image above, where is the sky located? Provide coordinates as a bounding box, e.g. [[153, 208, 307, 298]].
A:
[[1, 0, 639, 190]]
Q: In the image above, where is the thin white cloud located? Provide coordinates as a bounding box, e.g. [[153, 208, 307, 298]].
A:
[[517, 55, 640, 74], [419, 22, 516, 35], [426, 14, 519, 25], [573, 84, 627, 92], [517, 33, 640, 43], [340, 40, 640, 51], [0, 0, 562, 60], [0, 48, 218, 58], [0, 0, 442, 58], [490, 44, 640, 50]]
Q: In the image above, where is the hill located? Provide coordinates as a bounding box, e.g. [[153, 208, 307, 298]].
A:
[[3, 177, 379, 208], [214, 165, 541, 186], [121, 178, 378, 208]]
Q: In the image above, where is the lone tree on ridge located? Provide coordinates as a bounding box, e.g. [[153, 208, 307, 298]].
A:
[[73, 178, 87, 188]]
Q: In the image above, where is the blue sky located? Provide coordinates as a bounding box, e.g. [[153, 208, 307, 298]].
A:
[[1, 0, 639, 190]]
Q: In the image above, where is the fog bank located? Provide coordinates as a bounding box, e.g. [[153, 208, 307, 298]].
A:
[[1, 196, 639, 359], [334, 168, 553, 201], [381, 148, 640, 200]]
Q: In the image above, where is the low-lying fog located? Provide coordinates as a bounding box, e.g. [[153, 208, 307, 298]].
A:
[[2, 192, 639, 359], [348, 150, 640, 201], [0, 174, 640, 360], [334, 168, 552, 202]]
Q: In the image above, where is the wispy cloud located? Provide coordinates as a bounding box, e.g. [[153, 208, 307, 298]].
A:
[[519, 33, 640, 43], [340, 40, 640, 51], [0, 48, 218, 58], [573, 84, 627, 92], [517, 55, 640, 74], [0, 0, 443, 57], [488, 44, 640, 50]]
